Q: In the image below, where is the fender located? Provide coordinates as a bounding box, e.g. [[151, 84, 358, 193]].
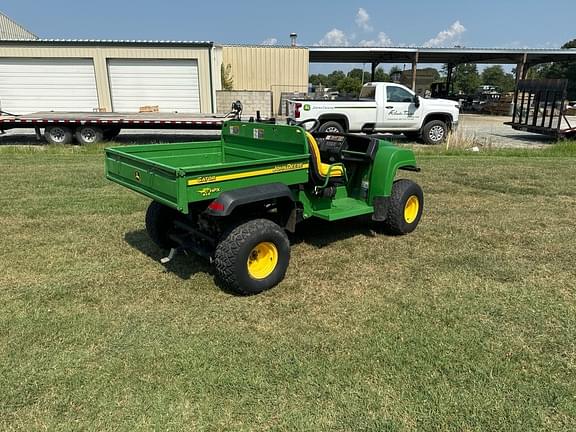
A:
[[368, 144, 419, 203], [205, 183, 294, 217]]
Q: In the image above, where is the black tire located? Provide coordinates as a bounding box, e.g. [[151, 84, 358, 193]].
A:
[[318, 120, 345, 134], [44, 126, 73, 145], [103, 127, 121, 141], [382, 180, 424, 235], [214, 219, 290, 295], [75, 125, 104, 145], [145, 201, 178, 249], [403, 131, 421, 141], [421, 120, 448, 145]]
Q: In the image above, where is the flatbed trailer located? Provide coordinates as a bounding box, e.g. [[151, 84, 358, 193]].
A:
[[0, 110, 240, 145]]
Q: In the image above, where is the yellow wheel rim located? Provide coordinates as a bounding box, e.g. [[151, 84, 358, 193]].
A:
[[247, 242, 279, 280], [404, 195, 420, 224]]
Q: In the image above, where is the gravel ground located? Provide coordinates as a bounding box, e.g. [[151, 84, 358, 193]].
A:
[[1, 114, 573, 148]]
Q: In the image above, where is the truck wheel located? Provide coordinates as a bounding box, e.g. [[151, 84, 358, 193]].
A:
[[75, 126, 104, 145], [382, 179, 424, 235], [44, 126, 73, 145], [214, 219, 290, 295], [421, 120, 448, 145], [145, 201, 178, 249], [319, 121, 345, 134], [104, 127, 121, 141]]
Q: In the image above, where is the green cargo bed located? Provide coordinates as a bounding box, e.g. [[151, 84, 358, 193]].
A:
[[105, 122, 311, 213]]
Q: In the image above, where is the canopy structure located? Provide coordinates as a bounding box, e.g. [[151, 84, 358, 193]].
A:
[[308, 47, 576, 91]]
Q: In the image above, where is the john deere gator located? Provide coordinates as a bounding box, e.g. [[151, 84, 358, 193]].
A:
[[105, 119, 424, 295]]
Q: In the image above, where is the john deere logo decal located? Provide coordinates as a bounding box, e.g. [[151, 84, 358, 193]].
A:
[[303, 104, 311, 111], [134, 171, 141, 182]]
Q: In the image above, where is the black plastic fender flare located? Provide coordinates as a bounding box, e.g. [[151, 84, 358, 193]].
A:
[[205, 183, 295, 217]]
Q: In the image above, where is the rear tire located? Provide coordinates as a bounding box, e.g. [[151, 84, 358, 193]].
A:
[[318, 121, 345, 134], [214, 219, 290, 295], [421, 120, 448, 145], [44, 126, 73, 145], [75, 126, 104, 145], [145, 201, 179, 249], [382, 180, 424, 235]]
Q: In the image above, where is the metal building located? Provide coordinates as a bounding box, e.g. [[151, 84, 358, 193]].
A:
[[222, 45, 309, 115], [0, 11, 37, 40], [0, 39, 219, 114]]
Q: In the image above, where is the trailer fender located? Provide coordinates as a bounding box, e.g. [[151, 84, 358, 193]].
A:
[[205, 183, 295, 218]]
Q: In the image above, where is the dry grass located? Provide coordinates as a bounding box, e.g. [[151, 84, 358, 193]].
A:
[[0, 146, 575, 431]]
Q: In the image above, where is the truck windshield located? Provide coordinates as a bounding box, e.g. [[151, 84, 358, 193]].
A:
[[359, 86, 376, 100]]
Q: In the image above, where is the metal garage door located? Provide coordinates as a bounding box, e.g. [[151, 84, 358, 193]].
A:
[[0, 58, 99, 114], [107, 59, 200, 113]]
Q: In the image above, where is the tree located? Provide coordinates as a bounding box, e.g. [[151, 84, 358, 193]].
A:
[[309, 74, 328, 86], [373, 67, 389, 82], [480, 65, 515, 92], [453, 63, 481, 95], [324, 70, 344, 88], [337, 76, 363, 96], [221, 64, 233, 90]]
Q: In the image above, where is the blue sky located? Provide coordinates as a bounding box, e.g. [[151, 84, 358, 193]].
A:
[[3, 0, 575, 73]]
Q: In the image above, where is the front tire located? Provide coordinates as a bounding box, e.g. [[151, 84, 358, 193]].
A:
[[421, 120, 448, 145], [214, 219, 290, 295], [382, 180, 424, 235]]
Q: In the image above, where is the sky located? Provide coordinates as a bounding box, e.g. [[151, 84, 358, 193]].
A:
[[2, 0, 575, 73]]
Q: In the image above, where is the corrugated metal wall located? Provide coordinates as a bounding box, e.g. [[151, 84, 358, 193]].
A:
[[0, 12, 37, 40], [222, 46, 309, 115], [0, 43, 214, 113]]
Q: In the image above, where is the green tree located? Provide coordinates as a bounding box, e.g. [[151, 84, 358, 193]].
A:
[[373, 67, 389, 82], [309, 74, 328, 86], [481, 65, 515, 92], [326, 70, 346, 88], [453, 63, 481, 95], [337, 76, 363, 96]]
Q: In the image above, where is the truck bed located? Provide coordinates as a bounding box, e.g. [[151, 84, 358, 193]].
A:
[[105, 121, 311, 213]]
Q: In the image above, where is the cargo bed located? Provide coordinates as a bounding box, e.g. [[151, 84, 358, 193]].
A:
[[105, 122, 311, 213]]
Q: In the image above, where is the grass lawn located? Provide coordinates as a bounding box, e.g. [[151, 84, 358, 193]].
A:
[[1, 143, 575, 431]]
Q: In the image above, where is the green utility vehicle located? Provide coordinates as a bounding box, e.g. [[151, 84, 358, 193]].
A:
[[105, 119, 424, 295]]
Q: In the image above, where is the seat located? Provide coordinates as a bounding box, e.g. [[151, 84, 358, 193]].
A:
[[305, 132, 345, 179]]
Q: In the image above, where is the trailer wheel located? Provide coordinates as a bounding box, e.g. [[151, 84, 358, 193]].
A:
[[44, 126, 73, 145], [421, 120, 448, 145], [104, 127, 121, 141], [145, 201, 178, 249], [381, 179, 424, 235], [75, 126, 104, 145], [214, 219, 290, 295]]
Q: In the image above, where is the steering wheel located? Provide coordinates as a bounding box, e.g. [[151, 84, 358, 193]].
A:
[[295, 118, 320, 133]]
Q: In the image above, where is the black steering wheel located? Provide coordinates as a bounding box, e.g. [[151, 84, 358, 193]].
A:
[[294, 118, 320, 133]]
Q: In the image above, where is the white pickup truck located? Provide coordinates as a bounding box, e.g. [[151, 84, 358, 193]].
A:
[[287, 82, 460, 144]]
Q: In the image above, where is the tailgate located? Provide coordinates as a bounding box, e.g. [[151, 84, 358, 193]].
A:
[[105, 148, 186, 212]]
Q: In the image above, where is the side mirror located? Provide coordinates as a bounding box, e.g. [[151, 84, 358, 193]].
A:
[[414, 95, 421, 108]]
